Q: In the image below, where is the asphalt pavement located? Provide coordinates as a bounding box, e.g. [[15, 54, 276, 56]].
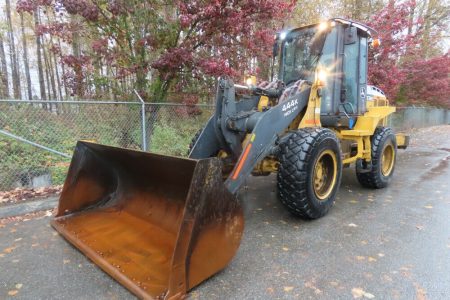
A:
[[1, 126, 450, 299]]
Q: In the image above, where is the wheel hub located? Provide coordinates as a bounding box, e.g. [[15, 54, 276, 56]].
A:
[[313, 150, 338, 201], [381, 143, 395, 176]]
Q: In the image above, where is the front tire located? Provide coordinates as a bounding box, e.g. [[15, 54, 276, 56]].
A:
[[356, 127, 397, 188], [277, 128, 342, 219]]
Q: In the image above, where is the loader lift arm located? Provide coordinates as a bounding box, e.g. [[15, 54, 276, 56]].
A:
[[189, 77, 311, 194]]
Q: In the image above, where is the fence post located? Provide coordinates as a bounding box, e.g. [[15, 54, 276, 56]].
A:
[[134, 90, 147, 151]]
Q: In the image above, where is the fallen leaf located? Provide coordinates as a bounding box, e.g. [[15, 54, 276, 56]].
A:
[[348, 223, 358, 227], [31, 243, 39, 247], [415, 283, 427, 300], [305, 281, 322, 294], [360, 240, 368, 245], [356, 256, 365, 261], [352, 288, 375, 299], [3, 246, 16, 253], [14, 238, 22, 242], [282, 247, 289, 251], [368, 257, 377, 262], [0, 186, 62, 205], [15, 283, 23, 289], [424, 205, 433, 209], [8, 290, 18, 296], [352, 288, 365, 298], [284, 286, 294, 292], [63, 259, 70, 264]]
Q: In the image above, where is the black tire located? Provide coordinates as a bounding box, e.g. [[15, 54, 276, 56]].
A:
[[277, 128, 343, 219], [356, 127, 397, 189]]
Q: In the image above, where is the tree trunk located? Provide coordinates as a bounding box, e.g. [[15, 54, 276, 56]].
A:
[[34, 8, 46, 101], [20, 13, 33, 100], [57, 39, 68, 98], [422, 0, 436, 58], [0, 34, 9, 98], [5, 0, 21, 99], [42, 42, 54, 110], [43, 41, 57, 101], [52, 48, 63, 101]]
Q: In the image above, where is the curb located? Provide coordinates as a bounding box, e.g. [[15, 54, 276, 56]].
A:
[[0, 196, 59, 219]]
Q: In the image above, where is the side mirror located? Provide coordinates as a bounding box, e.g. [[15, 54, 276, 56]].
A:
[[340, 88, 347, 103]]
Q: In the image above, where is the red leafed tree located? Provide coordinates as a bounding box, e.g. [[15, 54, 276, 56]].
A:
[[367, 0, 450, 107], [17, 0, 294, 101], [366, 0, 418, 100], [400, 53, 450, 107]]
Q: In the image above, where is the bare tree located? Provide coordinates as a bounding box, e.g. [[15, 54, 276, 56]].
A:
[[5, 0, 21, 99], [43, 41, 57, 100], [20, 13, 32, 100], [34, 8, 46, 101], [0, 33, 9, 98]]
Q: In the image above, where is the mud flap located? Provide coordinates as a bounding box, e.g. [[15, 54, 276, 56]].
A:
[[51, 141, 244, 299]]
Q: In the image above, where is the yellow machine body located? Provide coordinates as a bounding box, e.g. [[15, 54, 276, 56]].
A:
[[255, 84, 408, 173]]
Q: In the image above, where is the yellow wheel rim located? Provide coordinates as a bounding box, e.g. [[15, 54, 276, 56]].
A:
[[313, 149, 338, 201], [381, 143, 395, 176]]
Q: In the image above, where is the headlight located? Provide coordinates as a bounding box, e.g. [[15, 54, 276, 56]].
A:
[[318, 22, 329, 31], [245, 75, 256, 87], [371, 38, 381, 48], [316, 69, 328, 86]]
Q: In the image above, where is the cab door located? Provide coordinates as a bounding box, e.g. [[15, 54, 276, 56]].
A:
[[341, 27, 368, 117]]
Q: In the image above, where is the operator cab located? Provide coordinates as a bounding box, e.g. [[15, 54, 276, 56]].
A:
[[276, 18, 378, 128]]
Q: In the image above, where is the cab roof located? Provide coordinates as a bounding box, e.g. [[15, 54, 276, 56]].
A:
[[284, 18, 378, 39]]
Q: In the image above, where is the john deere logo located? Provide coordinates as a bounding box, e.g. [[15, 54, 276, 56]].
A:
[[360, 87, 366, 100]]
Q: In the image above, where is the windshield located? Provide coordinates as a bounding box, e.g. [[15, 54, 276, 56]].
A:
[[280, 26, 327, 85]]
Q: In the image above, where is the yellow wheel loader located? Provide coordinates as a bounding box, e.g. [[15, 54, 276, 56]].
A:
[[52, 18, 409, 299]]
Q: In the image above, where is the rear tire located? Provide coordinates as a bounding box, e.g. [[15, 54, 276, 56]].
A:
[[277, 128, 342, 219], [356, 127, 397, 188]]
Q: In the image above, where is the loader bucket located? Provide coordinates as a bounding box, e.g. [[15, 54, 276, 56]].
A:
[[51, 141, 244, 299]]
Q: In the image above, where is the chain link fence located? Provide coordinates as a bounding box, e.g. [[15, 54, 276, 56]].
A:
[[0, 100, 448, 191], [0, 100, 213, 191]]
